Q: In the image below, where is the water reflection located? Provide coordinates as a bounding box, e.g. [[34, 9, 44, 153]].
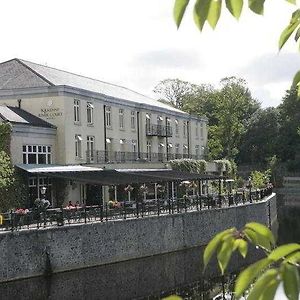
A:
[[0, 245, 263, 300]]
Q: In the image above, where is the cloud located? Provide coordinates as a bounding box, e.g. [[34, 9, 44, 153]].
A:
[[240, 53, 300, 85], [132, 48, 204, 70]]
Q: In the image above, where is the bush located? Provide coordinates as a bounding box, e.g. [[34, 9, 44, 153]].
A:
[[169, 159, 207, 173]]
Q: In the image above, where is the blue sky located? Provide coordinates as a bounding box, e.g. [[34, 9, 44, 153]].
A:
[[1, 0, 299, 107]]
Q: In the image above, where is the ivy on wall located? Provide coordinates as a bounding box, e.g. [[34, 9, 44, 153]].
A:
[[0, 122, 27, 211], [213, 159, 236, 177], [0, 123, 12, 155], [169, 159, 207, 174]]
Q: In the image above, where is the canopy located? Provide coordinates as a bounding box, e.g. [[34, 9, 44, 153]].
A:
[[16, 165, 224, 185]]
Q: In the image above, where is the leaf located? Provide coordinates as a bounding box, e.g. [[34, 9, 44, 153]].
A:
[[247, 268, 278, 300], [245, 222, 275, 246], [248, 0, 265, 15], [284, 251, 300, 264], [217, 235, 234, 274], [268, 244, 300, 262], [234, 257, 272, 298], [225, 0, 243, 19], [162, 296, 182, 300], [174, 0, 190, 29], [207, 0, 222, 29], [203, 227, 235, 269], [234, 238, 248, 258], [279, 9, 300, 50], [295, 27, 300, 41], [292, 70, 300, 88], [193, 0, 212, 31], [286, 0, 296, 4], [260, 278, 280, 300], [282, 263, 300, 300], [244, 228, 272, 251]]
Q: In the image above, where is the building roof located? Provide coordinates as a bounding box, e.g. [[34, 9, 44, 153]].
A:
[[0, 58, 187, 115], [0, 105, 56, 128]]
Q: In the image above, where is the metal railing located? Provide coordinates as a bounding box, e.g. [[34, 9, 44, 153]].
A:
[[86, 151, 204, 164], [146, 124, 172, 137], [0, 187, 273, 232]]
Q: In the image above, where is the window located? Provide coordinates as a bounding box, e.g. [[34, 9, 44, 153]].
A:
[[183, 144, 188, 155], [146, 141, 152, 160], [200, 122, 204, 139], [175, 119, 179, 135], [87, 102, 94, 124], [75, 135, 82, 158], [175, 143, 180, 158], [132, 140, 137, 159], [87, 136, 95, 161], [183, 121, 187, 137], [195, 145, 200, 158], [196, 122, 199, 138], [131, 111, 136, 130], [105, 106, 112, 127], [119, 109, 124, 129], [74, 100, 80, 123], [157, 115, 163, 125], [23, 145, 52, 164], [146, 113, 151, 133]]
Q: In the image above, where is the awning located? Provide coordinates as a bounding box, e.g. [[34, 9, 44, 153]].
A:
[[16, 165, 224, 185]]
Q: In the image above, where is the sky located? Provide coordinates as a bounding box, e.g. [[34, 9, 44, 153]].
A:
[[1, 0, 299, 108]]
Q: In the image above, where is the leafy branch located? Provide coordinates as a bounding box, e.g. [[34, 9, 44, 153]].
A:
[[203, 222, 300, 299], [173, 0, 300, 94]]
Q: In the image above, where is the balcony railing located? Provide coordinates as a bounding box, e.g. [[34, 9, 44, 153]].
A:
[[146, 124, 172, 137], [86, 151, 204, 164]]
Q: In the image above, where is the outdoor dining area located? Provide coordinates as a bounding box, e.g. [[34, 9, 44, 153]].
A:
[[0, 168, 274, 231]]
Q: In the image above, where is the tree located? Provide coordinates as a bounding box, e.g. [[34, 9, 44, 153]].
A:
[[237, 107, 280, 164], [277, 88, 300, 162], [173, 0, 300, 94], [153, 78, 199, 109]]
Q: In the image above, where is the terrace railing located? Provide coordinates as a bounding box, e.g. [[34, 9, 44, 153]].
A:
[[146, 124, 172, 137], [86, 151, 204, 164], [0, 186, 273, 232]]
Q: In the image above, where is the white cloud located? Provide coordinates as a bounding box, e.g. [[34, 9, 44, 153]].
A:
[[0, 0, 298, 108]]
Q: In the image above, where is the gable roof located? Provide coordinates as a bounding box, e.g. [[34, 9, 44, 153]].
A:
[[0, 105, 56, 128], [0, 58, 186, 115]]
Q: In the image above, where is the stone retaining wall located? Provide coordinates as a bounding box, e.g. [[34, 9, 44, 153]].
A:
[[0, 193, 276, 283]]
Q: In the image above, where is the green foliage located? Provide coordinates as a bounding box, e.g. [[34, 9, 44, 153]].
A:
[[204, 222, 300, 300], [169, 158, 207, 173], [237, 108, 280, 165], [214, 159, 234, 176], [250, 169, 271, 189], [0, 151, 14, 190], [0, 123, 11, 154]]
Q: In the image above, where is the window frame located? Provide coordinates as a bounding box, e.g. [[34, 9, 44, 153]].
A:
[[87, 102, 94, 125], [22, 144, 52, 164], [75, 135, 82, 158], [74, 99, 80, 123]]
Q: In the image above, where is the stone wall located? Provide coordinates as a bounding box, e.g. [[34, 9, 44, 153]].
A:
[[0, 193, 276, 283]]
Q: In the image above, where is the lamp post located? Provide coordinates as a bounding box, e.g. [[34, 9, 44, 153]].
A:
[[248, 177, 252, 203]]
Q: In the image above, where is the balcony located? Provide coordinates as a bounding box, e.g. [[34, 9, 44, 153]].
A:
[[146, 124, 172, 137], [86, 151, 204, 164]]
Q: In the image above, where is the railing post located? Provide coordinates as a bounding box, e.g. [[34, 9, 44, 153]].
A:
[[100, 204, 103, 222], [123, 202, 126, 220], [136, 198, 139, 218], [157, 198, 160, 216], [105, 203, 108, 221], [84, 207, 87, 224]]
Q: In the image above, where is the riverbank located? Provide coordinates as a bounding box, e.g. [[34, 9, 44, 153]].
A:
[[0, 193, 276, 283]]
